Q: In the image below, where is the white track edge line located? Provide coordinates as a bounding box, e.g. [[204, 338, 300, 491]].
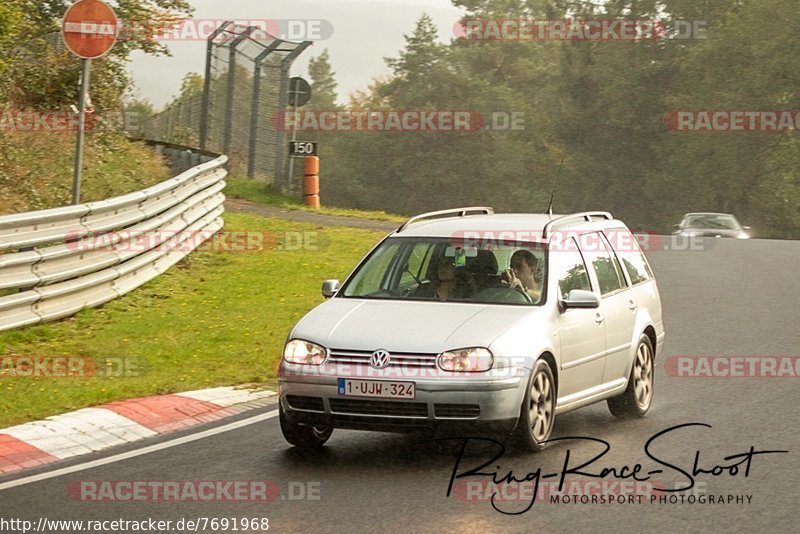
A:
[[0, 410, 279, 491]]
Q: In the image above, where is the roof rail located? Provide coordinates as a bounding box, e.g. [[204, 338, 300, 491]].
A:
[[397, 207, 494, 233], [542, 211, 613, 239]]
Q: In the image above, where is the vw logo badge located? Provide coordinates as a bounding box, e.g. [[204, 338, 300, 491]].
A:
[[370, 350, 391, 369]]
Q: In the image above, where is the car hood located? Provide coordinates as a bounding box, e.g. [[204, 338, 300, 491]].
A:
[[290, 298, 537, 353]]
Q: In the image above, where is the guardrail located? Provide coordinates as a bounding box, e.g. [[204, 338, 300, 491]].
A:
[[142, 139, 222, 175], [0, 154, 228, 333]]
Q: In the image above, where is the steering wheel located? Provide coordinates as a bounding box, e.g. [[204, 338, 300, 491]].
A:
[[514, 287, 534, 304], [472, 286, 533, 304]]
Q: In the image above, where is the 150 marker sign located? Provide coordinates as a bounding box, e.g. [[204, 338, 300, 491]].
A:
[[289, 141, 318, 157]]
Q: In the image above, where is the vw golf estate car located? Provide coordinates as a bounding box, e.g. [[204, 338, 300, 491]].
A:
[[278, 208, 665, 450]]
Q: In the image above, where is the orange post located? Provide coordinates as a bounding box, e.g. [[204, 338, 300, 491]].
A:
[[304, 156, 320, 208]]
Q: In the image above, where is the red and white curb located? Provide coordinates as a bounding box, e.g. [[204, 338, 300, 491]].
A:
[[0, 386, 276, 475]]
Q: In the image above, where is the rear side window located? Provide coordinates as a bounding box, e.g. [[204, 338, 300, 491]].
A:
[[551, 238, 591, 299], [604, 229, 653, 285], [580, 232, 627, 296]]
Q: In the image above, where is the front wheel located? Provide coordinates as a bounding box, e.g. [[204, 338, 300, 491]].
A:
[[279, 403, 333, 449], [515, 359, 556, 451], [607, 334, 654, 417]]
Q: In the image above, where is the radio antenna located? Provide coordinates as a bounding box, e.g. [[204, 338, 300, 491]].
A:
[[547, 156, 565, 217]]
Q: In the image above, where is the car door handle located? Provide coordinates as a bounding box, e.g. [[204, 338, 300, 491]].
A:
[[628, 300, 637, 311], [595, 313, 605, 324]]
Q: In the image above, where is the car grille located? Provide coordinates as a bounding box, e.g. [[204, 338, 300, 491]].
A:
[[434, 404, 481, 419], [328, 349, 437, 368], [286, 395, 325, 412], [331, 415, 430, 431], [329, 398, 428, 418]]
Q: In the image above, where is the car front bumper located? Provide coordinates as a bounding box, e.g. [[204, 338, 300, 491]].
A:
[[278, 367, 529, 435]]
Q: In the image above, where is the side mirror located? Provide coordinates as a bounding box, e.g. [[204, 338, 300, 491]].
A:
[[561, 289, 600, 310], [743, 226, 751, 231], [322, 279, 340, 298]]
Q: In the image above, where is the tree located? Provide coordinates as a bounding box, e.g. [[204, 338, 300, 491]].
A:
[[305, 0, 800, 237], [0, 0, 193, 111], [123, 98, 155, 136], [307, 49, 339, 110], [381, 13, 446, 104], [0, 1, 25, 78], [176, 72, 204, 102]]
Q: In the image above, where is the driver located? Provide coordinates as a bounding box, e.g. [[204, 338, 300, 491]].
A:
[[502, 249, 541, 301], [433, 253, 476, 301]]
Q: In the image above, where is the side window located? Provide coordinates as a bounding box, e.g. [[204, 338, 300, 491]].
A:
[[399, 243, 433, 286], [580, 233, 626, 296], [551, 238, 591, 299], [604, 229, 653, 285]]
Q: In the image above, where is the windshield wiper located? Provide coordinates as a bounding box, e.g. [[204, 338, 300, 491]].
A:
[[403, 262, 421, 285]]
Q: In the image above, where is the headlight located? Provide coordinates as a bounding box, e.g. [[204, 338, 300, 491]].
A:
[[736, 232, 750, 239], [438, 348, 493, 372], [283, 339, 327, 365]]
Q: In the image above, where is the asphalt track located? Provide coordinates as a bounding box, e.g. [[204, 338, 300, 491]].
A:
[[1, 236, 798, 533]]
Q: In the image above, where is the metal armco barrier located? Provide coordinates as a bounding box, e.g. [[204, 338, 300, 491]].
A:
[[0, 155, 228, 332]]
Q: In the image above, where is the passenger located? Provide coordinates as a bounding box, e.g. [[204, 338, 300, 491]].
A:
[[502, 249, 541, 301]]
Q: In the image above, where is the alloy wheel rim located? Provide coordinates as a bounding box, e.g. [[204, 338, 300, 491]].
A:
[[529, 370, 554, 441], [312, 426, 331, 439], [634, 343, 653, 409]]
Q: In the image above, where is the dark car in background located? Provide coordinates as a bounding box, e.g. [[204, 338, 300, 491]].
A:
[[673, 212, 751, 239]]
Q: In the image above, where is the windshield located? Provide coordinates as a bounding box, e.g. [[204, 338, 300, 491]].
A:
[[340, 237, 546, 306], [684, 214, 742, 230]]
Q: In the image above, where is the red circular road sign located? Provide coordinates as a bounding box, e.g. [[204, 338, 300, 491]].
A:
[[61, 0, 118, 59]]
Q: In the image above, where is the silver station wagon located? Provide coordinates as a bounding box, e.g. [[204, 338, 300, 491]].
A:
[[278, 208, 665, 450]]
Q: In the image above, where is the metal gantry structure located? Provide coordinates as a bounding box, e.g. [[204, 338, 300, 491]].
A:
[[143, 22, 311, 189]]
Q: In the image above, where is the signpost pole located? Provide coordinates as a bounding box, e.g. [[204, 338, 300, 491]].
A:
[[72, 58, 91, 205], [62, 0, 118, 205], [287, 77, 301, 191]]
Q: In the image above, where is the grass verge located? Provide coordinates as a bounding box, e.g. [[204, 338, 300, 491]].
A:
[[0, 211, 383, 427], [0, 131, 171, 214], [225, 176, 405, 223]]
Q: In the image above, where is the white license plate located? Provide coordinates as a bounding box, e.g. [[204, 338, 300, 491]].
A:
[[337, 378, 415, 399]]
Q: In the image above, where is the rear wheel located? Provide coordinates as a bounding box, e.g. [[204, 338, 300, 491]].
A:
[[515, 359, 556, 451], [608, 335, 654, 417], [279, 403, 333, 449]]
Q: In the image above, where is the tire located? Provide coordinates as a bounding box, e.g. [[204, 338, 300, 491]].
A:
[[279, 403, 333, 449], [608, 334, 654, 417], [515, 359, 556, 452]]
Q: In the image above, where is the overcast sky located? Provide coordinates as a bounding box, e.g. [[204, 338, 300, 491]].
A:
[[127, 0, 464, 108]]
